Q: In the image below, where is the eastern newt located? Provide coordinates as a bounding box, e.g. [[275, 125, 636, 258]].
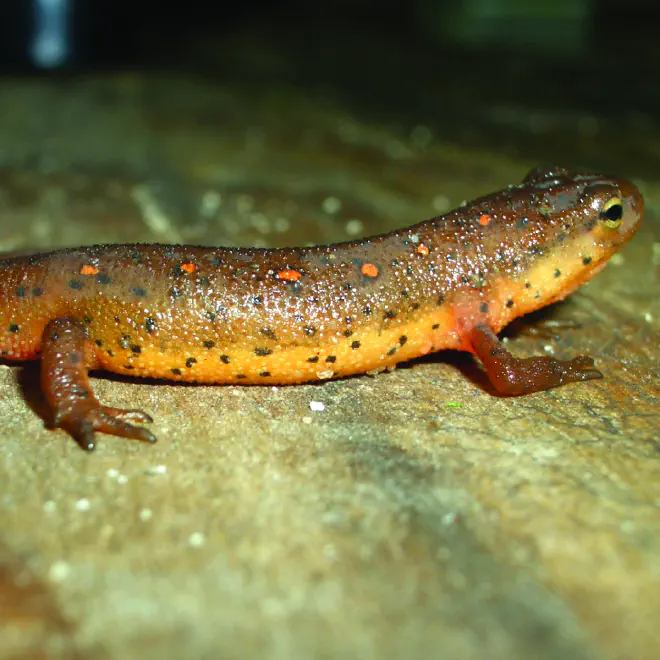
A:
[[0, 166, 644, 450]]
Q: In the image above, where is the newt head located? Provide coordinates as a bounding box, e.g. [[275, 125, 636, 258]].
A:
[[506, 165, 645, 307], [520, 164, 644, 251]]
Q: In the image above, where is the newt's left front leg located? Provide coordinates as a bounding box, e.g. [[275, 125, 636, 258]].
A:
[[40, 317, 157, 450], [468, 323, 603, 396]]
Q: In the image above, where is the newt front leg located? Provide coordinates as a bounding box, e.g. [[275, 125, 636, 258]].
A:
[[40, 318, 157, 450], [468, 323, 603, 395]]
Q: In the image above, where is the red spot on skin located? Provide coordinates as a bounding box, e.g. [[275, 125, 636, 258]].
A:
[[277, 269, 302, 282], [478, 214, 492, 227], [80, 265, 99, 276], [361, 263, 380, 278], [417, 244, 430, 256], [180, 263, 196, 274]]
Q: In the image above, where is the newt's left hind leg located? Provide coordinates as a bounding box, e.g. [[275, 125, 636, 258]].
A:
[[40, 317, 157, 450], [468, 323, 602, 396]]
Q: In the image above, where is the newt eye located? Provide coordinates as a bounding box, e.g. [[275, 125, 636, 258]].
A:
[[599, 196, 623, 229]]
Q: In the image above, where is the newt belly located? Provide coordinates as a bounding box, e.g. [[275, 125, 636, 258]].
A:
[[0, 166, 644, 449]]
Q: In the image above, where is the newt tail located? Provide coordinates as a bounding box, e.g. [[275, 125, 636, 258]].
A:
[[0, 166, 644, 449]]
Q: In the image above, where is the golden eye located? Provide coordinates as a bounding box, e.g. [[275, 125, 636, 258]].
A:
[[599, 196, 623, 229]]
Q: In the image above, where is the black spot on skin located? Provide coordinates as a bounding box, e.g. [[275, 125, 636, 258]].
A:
[[516, 217, 529, 229], [384, 310, 397, 320], [251, 295, 264, 306], [32, 287, 44, 297], [131, 345, 141, 355], [303, 325, 317, 336], [343, 329, 353, 337], [68, 280, 83, 290], [124, 365, 135, 370], [582, 256, 592, 265], [293, 312, 304, 323], [399, 335, 407, 346], [169, 286, 183, 299], [391, 258, 400, 267], [325, 355, 337, 363], [119, 335, 131, 349], [259, 371, 271, 377], [363, 305, 372, 316], [131, 287, 147, 297], [8, 324, 19, 333], [351, 341, 361, 350], [69, 353, 81, 365], [480, 303, 489, 314], [82, 316, 92, 325], [554, 269, 561, 278], [261, 327, 277, 340], [15, 287, 26, 298], [171, 368, 182, 375], [95, 339, 103, 347], [255, 347, 273, 357], [342, 282, 353, 291], [437, 294, 445, 306], [96, 273, 111, 285], [203, 340, 215, 349], [220, 354, 231, 363], [206, 311, 216, 322], [50, 331, 60, 341], [400, 290, 409, 298], [506, 299, 514, 308], [186, 357, 197, 368], [171, 266, 186, 277], [114, 315, 121, 323], [387, 347, 397, 356], [108, 350, 115, 357], [410, 302, 420, 311], [307, 356, 319, 363], [525, 282, 532, 289], [145, 317, 157, 333], [431, 323, 440, 330], [236, 374, 247, 379]]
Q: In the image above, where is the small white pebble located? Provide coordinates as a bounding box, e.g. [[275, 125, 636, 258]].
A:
[[107, 468, 120, 479], [309, 401, 325, 412], [271, 386, 279, 392], [302, 416, 313, 424], [543, 344, 555, 354], [116, 474, 129, 485], [144, 465, 167, 476], [75, 498, 91, 511], [43, 500, 56, 513], [48, 561, 71, 582], [188, 532, 206, 547], [644, 312, 653, 323], [609, 253, 625, 266], [139, 508, 153, 522]]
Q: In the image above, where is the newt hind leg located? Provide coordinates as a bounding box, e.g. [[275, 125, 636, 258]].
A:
[[40, 317, 157, 450], [468, 323, 602, 396]]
